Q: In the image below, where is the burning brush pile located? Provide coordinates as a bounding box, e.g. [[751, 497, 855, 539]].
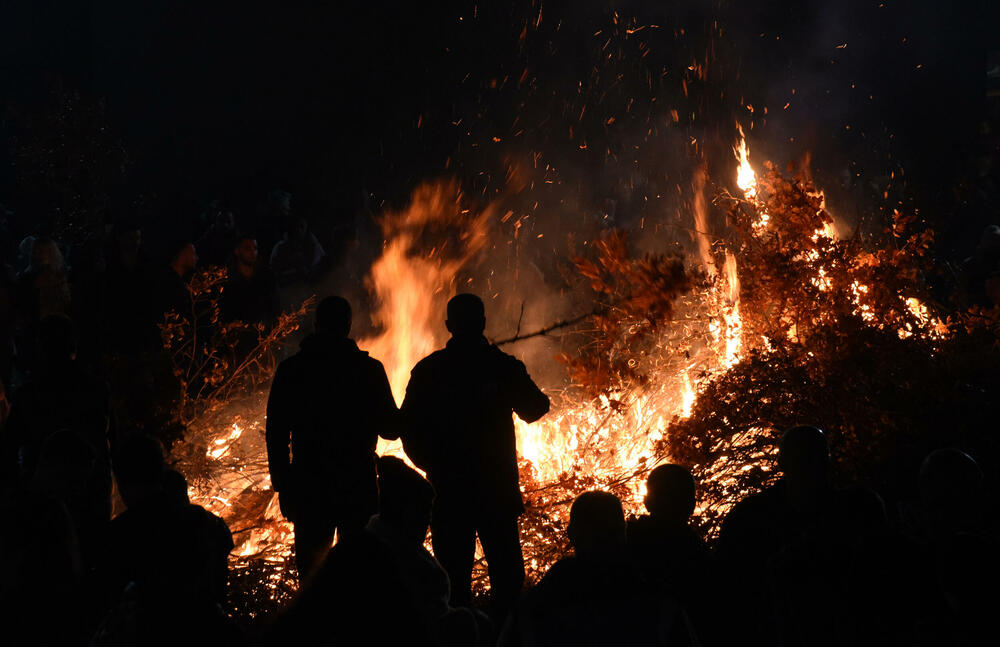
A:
[[163, 135, 999, 620]]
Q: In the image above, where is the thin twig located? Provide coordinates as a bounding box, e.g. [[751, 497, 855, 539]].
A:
[[494, 308, 602, 346]]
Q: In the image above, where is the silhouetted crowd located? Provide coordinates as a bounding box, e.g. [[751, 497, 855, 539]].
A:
[[0, 199, 998, 646]]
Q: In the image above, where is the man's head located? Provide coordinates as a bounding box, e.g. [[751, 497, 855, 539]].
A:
[[233, 236, 259, 267], [778, 425, 831, 492], [377, 456, 436, 545], [977, 224, 1000, 256], [268, 189, 292, 217], [114, 434, 166, 508], [567, 490, 626, 561], [213, 205, 236, 232], [37, 314, 77, 365], [643, 463, 696, 525], [445, 293, 486, 337], [163, 469, 191, 506], [315, 296, 352, 337], [919, 448, 983, 533], [29, 237, 64, 272], [115, 225, 142, 257], [168, 240, 198, 276]]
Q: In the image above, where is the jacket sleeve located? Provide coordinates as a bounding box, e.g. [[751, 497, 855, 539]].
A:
[[507, 358, 550, 424], [399, 362, 434, 471], [265, 363, 293, 492], [370, 359, 400, 441]]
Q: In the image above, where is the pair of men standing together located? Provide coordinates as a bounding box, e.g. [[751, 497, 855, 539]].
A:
[[265, 293, 550, 618]]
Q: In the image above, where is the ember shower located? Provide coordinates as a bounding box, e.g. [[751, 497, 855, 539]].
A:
[[166, 4, 958, 613]]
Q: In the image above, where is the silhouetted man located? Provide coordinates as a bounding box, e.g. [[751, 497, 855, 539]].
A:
[[220, 236, 279, 325], [370, 456, 491, 646], [266, 296, 397, 579], [100, 434, 240, 646], [627, 464, 714, 641], [195, 200, 239, 268], [155, 240, 198, 320], [269, 215, 325, 286], [717, 425, 866, 647], [915, 449, 997, 644], [401, 293, 549, 621]]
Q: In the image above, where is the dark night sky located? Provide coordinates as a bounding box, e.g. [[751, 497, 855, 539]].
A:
[[1, 1, 998, 255]]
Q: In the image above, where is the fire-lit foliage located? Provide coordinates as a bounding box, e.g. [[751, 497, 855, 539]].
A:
[[665, 163, 1000, 536], [158, 268, 312, 620], [564, 231, 693, 404]]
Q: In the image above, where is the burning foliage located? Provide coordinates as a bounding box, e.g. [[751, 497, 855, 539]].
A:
[[667, 161, 999, 536], [565, 231, 693, 403], [512, 147, 999, 588]]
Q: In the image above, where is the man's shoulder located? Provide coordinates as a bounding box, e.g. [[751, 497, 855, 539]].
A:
[[723, 483, 785, 530], [275, 352, 305, 373], [410, 348, 450, 374], [487, 343, 525, 367], [626, 514, 656, 538]]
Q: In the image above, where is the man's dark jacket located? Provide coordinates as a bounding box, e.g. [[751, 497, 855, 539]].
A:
[[400, 335, 549, 517], [265, 333, 397, 520]]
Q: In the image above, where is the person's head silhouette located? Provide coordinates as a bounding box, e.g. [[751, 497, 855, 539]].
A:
[[643, 463, 696, 525], [315, 296, 352, 337], [377, 455, 436, 545], [163, 468, 191, 506], [919, 448, 983, 533], [114, 434, 166, 508], [445, 293, 486, 338], [778, 425, 830, 493], [567, 490, 626, 561]]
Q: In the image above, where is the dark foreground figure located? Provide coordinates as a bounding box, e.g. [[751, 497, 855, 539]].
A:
[[95, 434, 238, 647], [502, 490, 698, 647], [627, 464, 715, 642], [269, 455, 490, 647], [266, 295, 397, 580], [402, 293, 549, 622]]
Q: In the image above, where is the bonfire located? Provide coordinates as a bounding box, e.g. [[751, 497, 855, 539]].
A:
[[158, 123, 998, 622]]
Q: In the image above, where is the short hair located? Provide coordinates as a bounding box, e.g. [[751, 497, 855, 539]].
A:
[[37, 314, 77, 361], [377, 456, 435, 519], [567, 490, 625, 552], [114, 434, 166, 492], [446, 293, 486, 334], [919, 448, 983, 507], [778, 425, 830, 474], [644, 463, 696, 520], [315, 296, 352, 336], [163, 468, 191, 505]]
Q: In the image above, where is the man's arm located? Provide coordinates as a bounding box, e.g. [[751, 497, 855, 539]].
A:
[[370, 359, 400, 441], [265, 363, 293, 492], [507, 359, 550, 424], [399, 363, 434, 471]]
